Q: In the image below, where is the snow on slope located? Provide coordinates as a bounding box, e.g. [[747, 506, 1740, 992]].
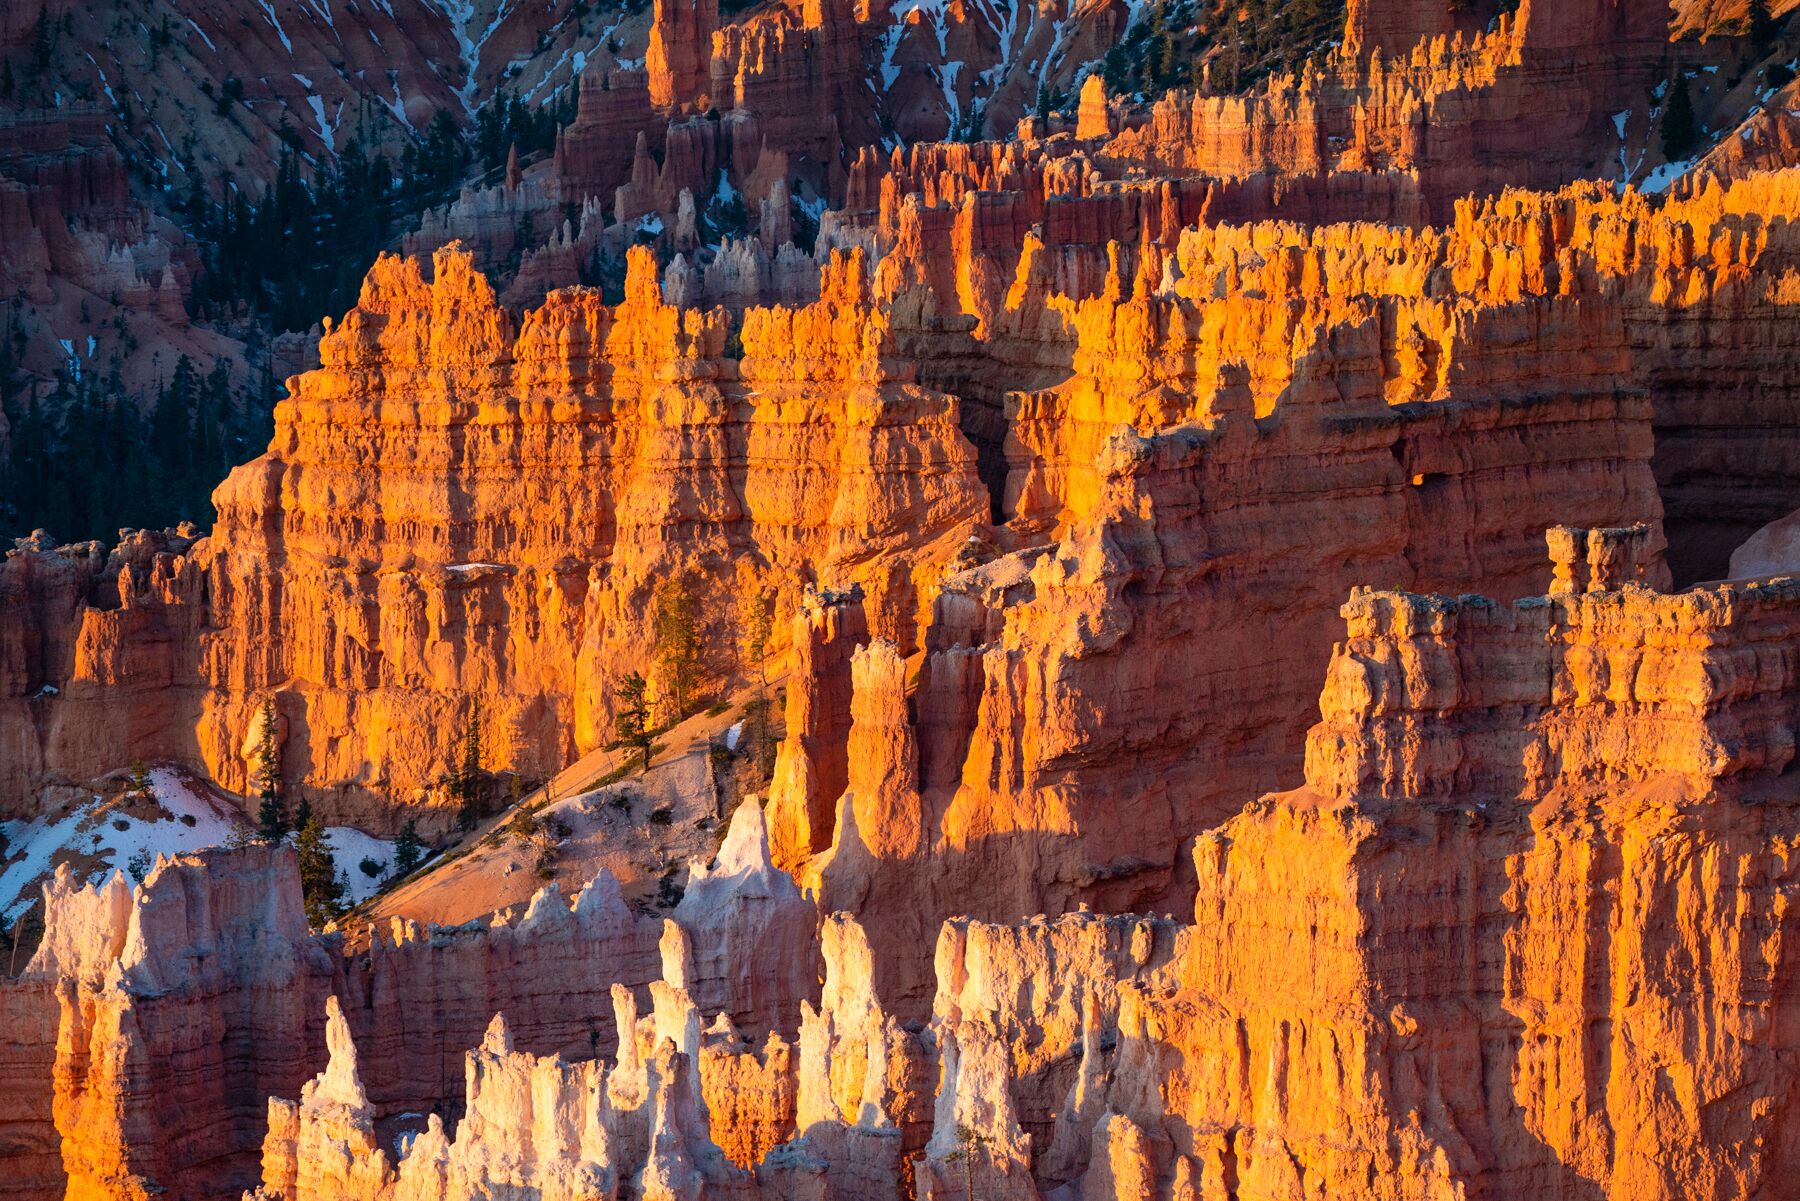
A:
[[0, 768, 243, 921], [0, 767, 402, 918], [325, 826, 399, 904]]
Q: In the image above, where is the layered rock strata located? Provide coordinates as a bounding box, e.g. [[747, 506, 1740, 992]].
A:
[[1, 243, 987, 827], [237, 533, 1800, 1201], [0, 793, 821, 1201]]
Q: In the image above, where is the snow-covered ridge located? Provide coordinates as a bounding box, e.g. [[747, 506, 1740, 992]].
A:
[[0, 767, 396, 920]]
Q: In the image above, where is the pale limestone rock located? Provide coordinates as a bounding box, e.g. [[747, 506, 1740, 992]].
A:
[[673, 798, 819, 1034]]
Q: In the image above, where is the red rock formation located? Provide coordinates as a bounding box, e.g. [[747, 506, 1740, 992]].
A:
[[790, 199, 1669, 1010], [0, 242, 987, 827], [42, 846, 333, 1201], [19, 524, 1800, 1200], [648, 0, 721, 110], [342, 870, 663, 1123]]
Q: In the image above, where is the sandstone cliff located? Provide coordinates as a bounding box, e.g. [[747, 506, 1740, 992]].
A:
[[11, 525, 1800, 1201], [0, 243, 987, 828]]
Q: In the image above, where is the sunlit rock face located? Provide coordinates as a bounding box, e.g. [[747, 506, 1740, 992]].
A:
[[14, 0, 1800, 1197], [36, 531, 1780, 1201], [0, 242, 988, 830]]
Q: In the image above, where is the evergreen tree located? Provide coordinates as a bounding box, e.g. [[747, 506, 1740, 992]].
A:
[[613, 671, 653, 771], [454, 697, 486, 831], [1662, 75, 1699, 162], [31, 7, 55, 72], [294, 814, 345, 928], [737, 588, 773, 699], [392, 819, 424, 876], [652, 575, 702, 720], [1750, 0, 1780, 52], [255, 696, 287, 842], [127, 761, 154, 800]]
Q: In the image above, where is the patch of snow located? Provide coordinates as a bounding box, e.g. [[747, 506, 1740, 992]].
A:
[[0, 768, 245, 921], [939, 59, 963, 127], [1641, 157, 1695, 194], [724, 722, 745, 751], [187, 18, 217, 52], [306, 94, 338, 154], [432, 0, 516, 113], [257, 0, 295, 54], [1612, 109, 1630, 138], [293, 72, 315, 89], [386, 78, 416, 132], [324, 827, 397, 904]]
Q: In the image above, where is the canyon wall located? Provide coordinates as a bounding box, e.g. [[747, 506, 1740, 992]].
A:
[[0, 243, 987, 829], [17, 166, 1800, 891], [222, 530, 1800, 1201], [0, 784, 818, 1201]]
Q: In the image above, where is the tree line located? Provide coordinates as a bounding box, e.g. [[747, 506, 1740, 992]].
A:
[[0, 336, 270, 543], [1101, 0, 1343, 100]]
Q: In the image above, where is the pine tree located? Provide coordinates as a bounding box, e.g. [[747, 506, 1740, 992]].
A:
[[255, 696, 287, 842], [31, 7, 54, 72], [392, 819, 424, 876], [454, 697, 485, 831], [127, 761, 154, 800], [1661, 75, 1699, 162], [1750, 0, 1780, 52], [652, 575, 702, 720], [737, 588, 773, 699], [613, 671, 653, 771], [294, 814, 345, 928]]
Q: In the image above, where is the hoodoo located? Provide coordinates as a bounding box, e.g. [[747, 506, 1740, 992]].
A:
[[6, 0, 1800, 1198]]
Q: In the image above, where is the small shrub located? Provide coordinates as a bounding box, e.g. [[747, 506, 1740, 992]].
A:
[[607, 790, 634, 813], [126, 850, 152, 884], [358, 857, 385, 879], [112, 818, 130, 831], [648, 807, 673, 826], [705, 699, 731, 717], [179, 814, 197, 827], [708, 743, 735, 768]]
